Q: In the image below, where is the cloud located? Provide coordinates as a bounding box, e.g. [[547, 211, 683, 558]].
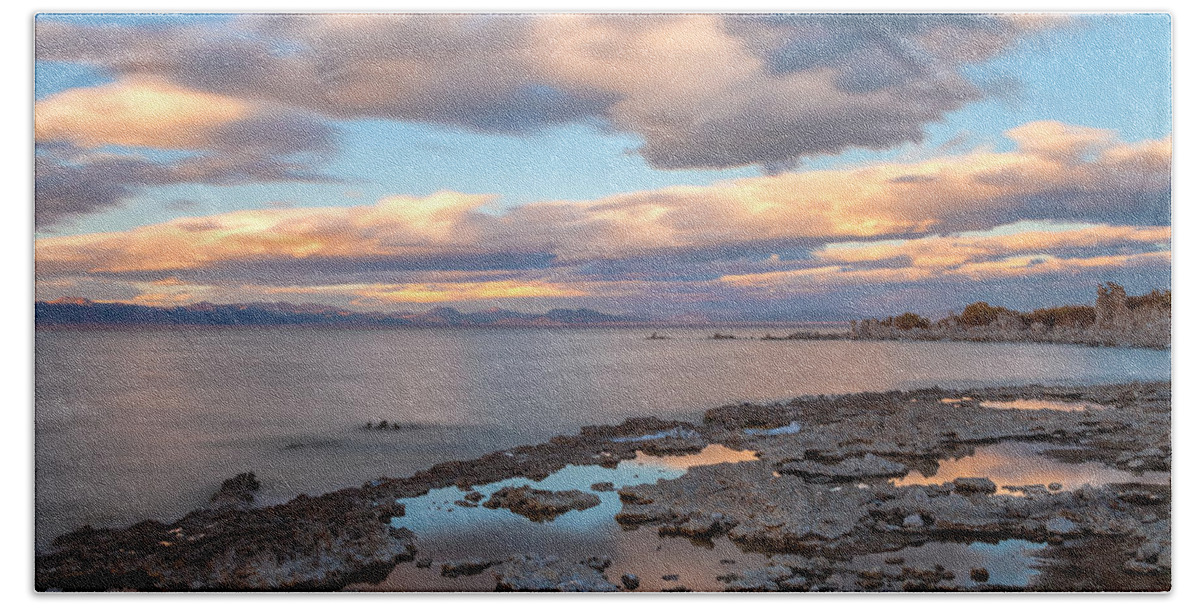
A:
[[812, 223, 1171, 268], [36, 13, 1062, 170], [34, 117, 1171, 314], [34, 78, 341, 227], [34, 78, 251, 149], [267, 280, 587, 304], [35, 145, 169, 226], [36, 121, 1170, 272], [718, 250, 1170, 292]]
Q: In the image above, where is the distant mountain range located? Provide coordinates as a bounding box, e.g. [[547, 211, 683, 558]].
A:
[[35, 298, 640, 328]]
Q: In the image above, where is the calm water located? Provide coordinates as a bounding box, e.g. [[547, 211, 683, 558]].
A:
[[34, 326, 1170, 550]]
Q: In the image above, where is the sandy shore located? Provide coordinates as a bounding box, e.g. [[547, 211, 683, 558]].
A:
[[37, 381, 1170, 592]]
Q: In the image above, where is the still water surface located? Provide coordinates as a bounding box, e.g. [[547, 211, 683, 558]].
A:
[[35, 326, 1170, 549]]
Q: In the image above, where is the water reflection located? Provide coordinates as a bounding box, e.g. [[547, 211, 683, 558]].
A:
[[893, 441, 1169, 494], [977, 399, 1109, 412], [35, 327, 1170, 548], [395, 445, 756, 540], [369, 445, 761, 591], [850, 539, 1048, 588]]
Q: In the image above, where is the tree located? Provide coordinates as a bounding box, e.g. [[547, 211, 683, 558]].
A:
[[891, 312, 931, 330]]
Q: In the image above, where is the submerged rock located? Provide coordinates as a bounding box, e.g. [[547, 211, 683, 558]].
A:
[[482, 485, 602, 522], [621, 573, 640, 590]]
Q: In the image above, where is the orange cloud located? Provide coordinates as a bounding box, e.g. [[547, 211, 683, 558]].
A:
[[814, 224, 1171, 268], [267, 280, 587, 304], [36, 192, 495, 274], [35, 122, 1170, 285], [34, 78, 251, 149], [948, 251, 1170, 280], [719, 250, 1170, 292]]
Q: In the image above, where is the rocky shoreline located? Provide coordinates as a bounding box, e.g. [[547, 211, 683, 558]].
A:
[[36, 381, 1170, 592]]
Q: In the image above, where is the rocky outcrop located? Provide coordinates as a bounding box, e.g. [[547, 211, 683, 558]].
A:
[[36, 490, 416, 591], [482, 486, 602, 522], [210, 472, 261, 509], [849, 283, 1170, 349], [612, 382, 1169, 590], [38, 381, 1170, 592]]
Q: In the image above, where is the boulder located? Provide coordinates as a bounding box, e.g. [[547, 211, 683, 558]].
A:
[[210, 472, 261, 508]]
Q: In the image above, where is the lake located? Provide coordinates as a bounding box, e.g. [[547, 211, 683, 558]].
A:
[[34, 326, 1170, 550]]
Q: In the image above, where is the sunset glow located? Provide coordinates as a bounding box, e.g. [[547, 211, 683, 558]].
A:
[[34, 13, 1171, 319]]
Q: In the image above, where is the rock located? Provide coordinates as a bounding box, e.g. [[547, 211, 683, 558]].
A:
[[482, 486, 602, 522], [662, 574, 679, 581], [903, 514, 925, 528], [441, 558, 499, 578], [660, 512, 737, 538], [463, 491, 484, 502], [777, 454, 909, 482], [726, 579, 779, 591], [1157, 545, 1172, 569], [778, 575, 810, 591], [590, 481, 616, 492], [37, 381, 1174, 592], [583, 556, 612, 571], [1045, 516, 1079, 536], [210, 472, 261, 508], [374, 501, 405, 522], [621, 573, 640, 590], [1118, 490, 1164, 505], [416, 558, 433, 569], [952, 477, 998, 495], [453, 500, 479, 508], [493, 554, 618, 591], [723, 565, 792, 591], [36, 492, 417, 591], [1123, 559, 1161, 574], [1047, 482, 1063, 491], [970, 568, 989, 582]]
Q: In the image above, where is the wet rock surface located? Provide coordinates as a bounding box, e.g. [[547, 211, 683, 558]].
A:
[[37, 381, 1169, 592], [492, 554, 618, 591], [36, 490, 416, 591], [481, 485, 602, 522], [778, 454, 909, 482], [612, 382, 1170, 591], [440, 558, 500, 578]]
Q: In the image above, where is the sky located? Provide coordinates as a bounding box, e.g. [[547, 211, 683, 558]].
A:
[[32, 13, 1172, 320]]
